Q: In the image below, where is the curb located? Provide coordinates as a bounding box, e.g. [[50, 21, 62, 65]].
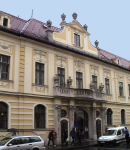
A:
[[55, 143, 98, 150]]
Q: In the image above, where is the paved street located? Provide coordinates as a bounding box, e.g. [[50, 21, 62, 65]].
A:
[[45, 142, 130, 150]]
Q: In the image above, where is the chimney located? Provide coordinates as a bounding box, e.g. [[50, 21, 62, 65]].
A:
[[45, 20, 53, 41]]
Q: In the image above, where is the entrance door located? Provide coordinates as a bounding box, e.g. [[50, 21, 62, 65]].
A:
[[61, 120, 68, 143], [74, 110, 89, 139], [96, 119, 101, 138]]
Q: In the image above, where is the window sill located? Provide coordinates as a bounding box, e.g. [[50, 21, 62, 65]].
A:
[[73, 44, 83, 49], [32, 83, 48, 88], [105, 94, 112, 96], [0, 79, 13, 83], [118, 96, 126, 98]]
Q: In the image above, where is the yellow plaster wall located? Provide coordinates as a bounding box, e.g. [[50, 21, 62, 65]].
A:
[[53, 27, 66, 41]]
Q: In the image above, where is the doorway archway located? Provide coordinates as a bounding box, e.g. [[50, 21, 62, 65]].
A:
[[61, 120, 68, 143], [74, 109, 89, 139], [96, 119, 101, 138]]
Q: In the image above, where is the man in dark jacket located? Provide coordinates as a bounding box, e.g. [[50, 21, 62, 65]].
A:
[[124, 127, 129, 144], [48, 130, 55, 147], [70, 128, 75, 145], [62, 129, 68, 145]]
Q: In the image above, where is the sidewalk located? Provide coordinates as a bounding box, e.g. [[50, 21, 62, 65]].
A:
[[45, 139, 98, 150]]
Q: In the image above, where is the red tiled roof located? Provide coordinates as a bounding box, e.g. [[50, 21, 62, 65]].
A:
[[0, 10, 130, 70]]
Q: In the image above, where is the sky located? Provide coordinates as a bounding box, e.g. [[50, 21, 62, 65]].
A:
[[1, 0, 130, 60]]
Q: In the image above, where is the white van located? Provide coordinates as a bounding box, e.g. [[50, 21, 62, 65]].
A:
[[98, 126, 126, 145]]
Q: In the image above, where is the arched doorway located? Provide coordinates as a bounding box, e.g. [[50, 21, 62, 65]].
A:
[[61, 120, 68, 143], [74, 109, 89, 139], [96, 119, 101, 138]]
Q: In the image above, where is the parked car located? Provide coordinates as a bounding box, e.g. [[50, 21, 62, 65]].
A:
[[98, 126, 126, 145], [0, 135, 45, 150]]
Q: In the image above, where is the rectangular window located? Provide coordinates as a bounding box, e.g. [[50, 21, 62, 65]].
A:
[[3, 18, 8, 27], [74, 33, 80, 46], [128, 84, 130, 97], [0, 54, 10, 80], [58, 67, 65, 87], [35, 62, 44, 85], [105, 78, 110, 94], [76, 72, 83, 89], [92, 75, 97, 89], [119, 82, 123, 96]]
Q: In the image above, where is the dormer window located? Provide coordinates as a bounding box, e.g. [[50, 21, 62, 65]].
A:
[[3, 18, 8, 27], [0, 13, 11, 28], [74, 33, 80, 46]]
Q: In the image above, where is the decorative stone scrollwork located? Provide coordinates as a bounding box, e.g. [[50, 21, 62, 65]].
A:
[[56, 55, 67, 67], [90, 65, 98, 76], [90, 81, 95, 91], [33, 49, 47, 63], [0, 41, 12, 53], [54, 74, 60, 86], [99, 83, 104, 93], [67, 76, 73, 88]]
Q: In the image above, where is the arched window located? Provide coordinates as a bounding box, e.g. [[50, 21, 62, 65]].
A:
[[35, 105, 45, 128], [107, 108, 113, 125], [0, 102, 8, 129], [121, 109, 125, 124]]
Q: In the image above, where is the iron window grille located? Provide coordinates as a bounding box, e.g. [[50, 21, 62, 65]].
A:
[[121, 109, 125, 124], [76, 72, 83, 89], [35, 104, 45, 128], [35, 62, 44, 85], [74, 33, 80, 47], [105, 78, 110, 94], [92, 75, 97, 90], [0, 54, 10, 80], [58, 67, 65, 87], [119, 82, 123, 96], [0, 102, 8, 129]]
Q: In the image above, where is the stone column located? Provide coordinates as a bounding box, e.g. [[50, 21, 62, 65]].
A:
[[69, 105, 76, 142], [92, 107, 97, 140], [54, 104, 62, 144], [101, 107, 107, 135]]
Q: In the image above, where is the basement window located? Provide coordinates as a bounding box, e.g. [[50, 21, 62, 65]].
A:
[[3, 18, 8, 27]]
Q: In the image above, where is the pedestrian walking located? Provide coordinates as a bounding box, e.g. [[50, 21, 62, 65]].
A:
[[48, 130, 56, 147], [124, 127, 129, 144], [82, 129, 84, 140], [78, 129, 82, 146], [70, 128, 75, 145], [12, 131, 18, 136], [62, 129, 68, 145]]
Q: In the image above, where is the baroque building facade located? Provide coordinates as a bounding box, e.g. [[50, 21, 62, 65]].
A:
[[0, 11, 130, 144]]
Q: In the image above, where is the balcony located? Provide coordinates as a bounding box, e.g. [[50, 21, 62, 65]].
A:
[[53, 75, 105, 101], [53, 86, 105, 101]]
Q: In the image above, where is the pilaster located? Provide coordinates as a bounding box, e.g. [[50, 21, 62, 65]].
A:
[[54, 103, 62, 144], [101, 107, 107, 135], [92, 107, 97, 140]]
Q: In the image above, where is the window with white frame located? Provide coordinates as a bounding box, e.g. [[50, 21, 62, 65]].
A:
[[35, 62, 44, 85], [57, 67, 65, 87], [92, 75, 97, 89], [105, 78, 110, 94], [76, 72, 83, 89], [0, 54, 10, 80], [119, 82, 123, 96], [74, 33, 80, 46]]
